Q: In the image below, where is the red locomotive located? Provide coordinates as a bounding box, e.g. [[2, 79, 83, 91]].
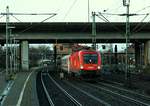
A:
[[61, 50, 102, 78]]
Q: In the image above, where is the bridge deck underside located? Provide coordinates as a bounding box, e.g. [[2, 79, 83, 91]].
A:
[[0, 32, 149, 44], [0, 22, 150, 44]]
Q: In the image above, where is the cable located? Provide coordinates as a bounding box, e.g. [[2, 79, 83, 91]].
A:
[[98, 12, 110, 22], [98, 12, 147, 16], [17, 14, 57, 34], [97, 12, 125, 37], [7, 13, 57, 15], [132, 13, 149, 32], [54, 0, 67, 13], [41, 14, 57, 23], [107, 5, 122, 13], [11, 15, 22, 22], [96, 15, 107, 22], [62, 0, 77, 20], [97, 11, 150, 36], [135, 5, 150, 13], [16, 13, 57, 52], [133, 18, 150, 33], [0, 15, 4, 20]]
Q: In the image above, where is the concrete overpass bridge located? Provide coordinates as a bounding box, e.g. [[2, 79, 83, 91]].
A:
[[0, 22, 150, 70]]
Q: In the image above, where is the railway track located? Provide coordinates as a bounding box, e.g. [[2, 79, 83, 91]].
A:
[[51, 74, 110, 106], [63, 80, 111, 106], [97, 81, 150, 105], [86, 82, 150, 106], [38, 71, 82, 106], [63, 79, 150, 106], [41, 72, 54, 106], [38, 68, 150, 106], [37, 71, 53, 106], [64, 80, 125, 106]]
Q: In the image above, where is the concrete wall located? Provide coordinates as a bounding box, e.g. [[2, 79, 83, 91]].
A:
[[135, 42, 141, 66], [21, 41, 29, 71], [144, 40, 150, 65]]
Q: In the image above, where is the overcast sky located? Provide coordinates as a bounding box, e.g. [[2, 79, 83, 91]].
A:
[[1, 0, 150, 22]]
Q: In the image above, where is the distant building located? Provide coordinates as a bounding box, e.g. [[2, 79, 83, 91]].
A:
[[53, 43, 92, 55], [53, 43, 72, 55]]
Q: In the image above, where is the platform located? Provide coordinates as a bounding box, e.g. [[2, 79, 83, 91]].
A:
[[1, 68, 39, 106], [0, 71, 7, 97]]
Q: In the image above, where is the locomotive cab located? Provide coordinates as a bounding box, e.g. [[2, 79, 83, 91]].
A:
[[79, 51, 101, 77]]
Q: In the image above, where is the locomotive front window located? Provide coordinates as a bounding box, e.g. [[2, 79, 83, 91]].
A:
[[83, 54, 98, 64]]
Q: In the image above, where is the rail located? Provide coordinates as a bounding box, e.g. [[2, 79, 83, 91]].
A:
[[41, 72, 54, 106], [63, 80, 111, 106], [47, 74, 82, 106], [87, 83, 150, 106]]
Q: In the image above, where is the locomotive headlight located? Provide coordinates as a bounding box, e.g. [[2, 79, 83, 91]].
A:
[[97, 66, 101, 69], [80, 65, 83, 69]]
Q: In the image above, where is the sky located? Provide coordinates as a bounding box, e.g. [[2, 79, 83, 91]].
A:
[[0, 0, 150, 22]]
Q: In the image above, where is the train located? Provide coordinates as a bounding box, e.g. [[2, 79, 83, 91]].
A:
[[61, 50, 102, 78]]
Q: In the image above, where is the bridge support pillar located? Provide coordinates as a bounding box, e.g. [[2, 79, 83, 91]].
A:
[[21, 41, 29, 71], [144, 40, 150, 66], [135, 42, 141, 66]]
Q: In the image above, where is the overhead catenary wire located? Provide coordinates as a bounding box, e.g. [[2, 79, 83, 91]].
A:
[[105, 5, 122, 13], [11, 15, 22, 22], [97, 12, 148, 16], [97, 11, 150, 36], [97, 12, 125, 36], [96, 15, 108, 23], [96, 5, 150, 34], [17, 13, 57, 34], [131, 5, 150, 33], [132, 13, 150, 32], [54, 0, 66, 13], [133, 18, 150, 33], [0, 12, 57, 23], [1, 11, 57, 44], [51, 0, 80, 44], [15, 13, 57, 45], [135, 5, 150, 13], [1, 13, 57, 15], [0, 15, 4, 20], [62, 0, 77, 20], [69, 0, 123, 39], [98, 12, 110, 22]]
